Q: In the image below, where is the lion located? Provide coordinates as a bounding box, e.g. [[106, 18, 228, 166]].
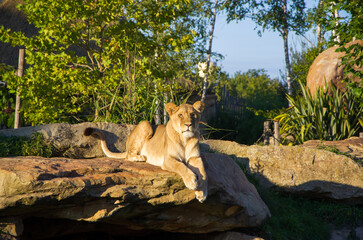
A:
[[84, 101, 208, 202]]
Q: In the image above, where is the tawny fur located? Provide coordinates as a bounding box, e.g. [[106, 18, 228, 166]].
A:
[[84, 101, 208, 202]]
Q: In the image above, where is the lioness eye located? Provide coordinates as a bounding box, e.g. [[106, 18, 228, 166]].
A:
[[178, 114, 183, 118]]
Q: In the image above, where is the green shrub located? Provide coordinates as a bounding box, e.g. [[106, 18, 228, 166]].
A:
[[275, 82, 363, 144], [0, 132, 53, 157], [0, 63, 16, 128]]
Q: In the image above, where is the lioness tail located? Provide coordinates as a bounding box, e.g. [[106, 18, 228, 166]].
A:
[[84, 127, 127, 159]]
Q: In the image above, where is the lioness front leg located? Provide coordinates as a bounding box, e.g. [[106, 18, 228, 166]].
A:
[[188, 157, 208, 202], [162, 157, 198, 190]]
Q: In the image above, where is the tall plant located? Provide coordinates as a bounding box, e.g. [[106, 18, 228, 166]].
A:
[[225, 0, 309, 96], [0, 64, 16, 128], [314, 0, 363, 106], [0, 0, 208, 125], [275, 82, 363, 144]]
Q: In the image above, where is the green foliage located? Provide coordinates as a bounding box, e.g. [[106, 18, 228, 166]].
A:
[[338, 41, 363, 107], [289, 45, 322, 93], [225, 0, 308, 37], [0, 64, 16, 128], [275, 82, 363, 145], [211, 69, 287, 144], [323, 0, 362, 45], [0, 132, 53, 157], [320, 0, 363, 106], [0, 0, 209, 125], [250, 0, 308, 38], [226, 69, 287, 110]]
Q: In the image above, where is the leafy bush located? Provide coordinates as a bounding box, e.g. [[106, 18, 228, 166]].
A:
[[225, 69, 287, 111], [0, 132, 53, 157], [0, 64, 16, 128], [275, 82, 363, 144], [0, 0, 208, 125]]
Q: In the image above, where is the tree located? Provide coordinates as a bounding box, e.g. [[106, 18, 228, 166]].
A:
[[226, 0, 308, 96], [227, 69, 287, 110], [0, 0, 210, 125], [307, 0, 326, 47], [322, 0, 363, 105], [253, 0, 308, 96], [201, 0, 219, 103]]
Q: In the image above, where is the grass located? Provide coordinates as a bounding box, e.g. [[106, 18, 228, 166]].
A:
[[0, 132, 54, 157], [255, 189, 362, 240], [236, 160, 363, 240]]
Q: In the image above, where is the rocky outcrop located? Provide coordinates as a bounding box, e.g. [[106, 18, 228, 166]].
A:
[[306, 39, 362, 97], [0, 122, 135, 158], [0, 153, 270, 239], [203, 139, 363, 204], [303, 137, 363, 162]]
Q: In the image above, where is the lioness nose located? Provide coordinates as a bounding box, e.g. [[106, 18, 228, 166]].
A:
[[185, 123, 192, 128]]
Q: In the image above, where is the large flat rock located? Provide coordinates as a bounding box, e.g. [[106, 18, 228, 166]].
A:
[[203, 140, 363, 204], [0, 153, 270, 239]]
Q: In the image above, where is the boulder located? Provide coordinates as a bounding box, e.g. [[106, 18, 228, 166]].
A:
[[203, 140, 363, 204], [306, 39, 362, 97], [0, 153, 270, 239], [303, 137, 363, 163], [0, 122, 135, 158]]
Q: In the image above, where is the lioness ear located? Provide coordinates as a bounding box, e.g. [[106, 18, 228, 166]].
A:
[[165, 102, 178, 116], [193, 101, 204, 113]]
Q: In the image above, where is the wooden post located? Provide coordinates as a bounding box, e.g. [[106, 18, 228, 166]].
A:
[[274, 120, 280, 146], [14, 48, 25, 129], [263, 120, 271, 145]]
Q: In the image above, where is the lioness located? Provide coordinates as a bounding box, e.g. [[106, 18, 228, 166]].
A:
[[84, 101, 208, 202]]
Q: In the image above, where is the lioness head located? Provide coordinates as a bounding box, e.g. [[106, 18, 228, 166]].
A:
[[165, 101, 204, 138]]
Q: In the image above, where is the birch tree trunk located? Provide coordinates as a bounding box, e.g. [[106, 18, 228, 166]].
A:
[[317, 0, 323, 45], [14, 48, 25, 129], [283, 30, 292, 96], [201, 0, 218, 103], [282, 0, 292, 96], [330, 2, 340, 44]]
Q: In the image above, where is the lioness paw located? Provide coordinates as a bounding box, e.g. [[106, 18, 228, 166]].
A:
[[126, 155, 146, 162], [183, 173, 198, 190], [195, 189, 207, 203]]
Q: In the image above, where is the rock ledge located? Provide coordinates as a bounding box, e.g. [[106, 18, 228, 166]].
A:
[[0, 153, 270, 239]]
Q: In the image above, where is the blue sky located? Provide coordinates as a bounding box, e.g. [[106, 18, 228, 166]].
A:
[[212, 0, 318, 80]]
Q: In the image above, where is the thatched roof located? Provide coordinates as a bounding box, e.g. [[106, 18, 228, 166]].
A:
[[0, 0, 37, 67]]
